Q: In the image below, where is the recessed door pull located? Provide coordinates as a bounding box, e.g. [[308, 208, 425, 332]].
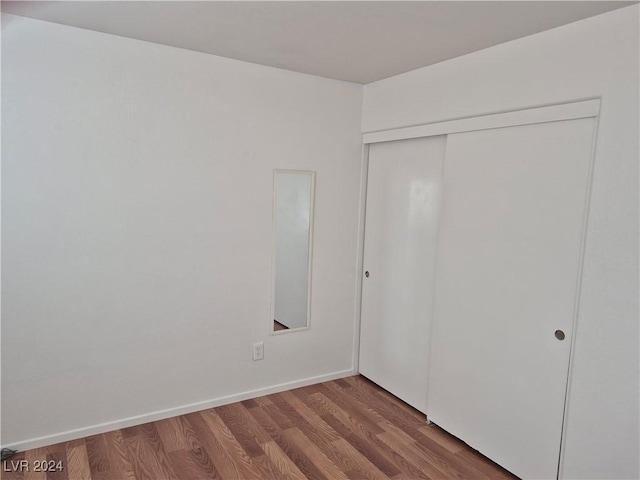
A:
[[555, 330, 565, 341], [365, 271, 370, 278]]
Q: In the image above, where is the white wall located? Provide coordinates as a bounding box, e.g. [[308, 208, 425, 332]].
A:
[[1, 14, 363, 448], [363, 6, 639, 479], [274, 173, 312, 329]]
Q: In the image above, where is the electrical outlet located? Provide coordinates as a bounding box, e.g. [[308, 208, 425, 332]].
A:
[[252, 342, 264, 361]]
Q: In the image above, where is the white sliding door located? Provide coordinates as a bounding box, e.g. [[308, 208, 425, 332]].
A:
[[427, 118, 596, 479], [359, 136, 446, 413]]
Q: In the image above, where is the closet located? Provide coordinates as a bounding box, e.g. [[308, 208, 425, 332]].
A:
[[359, 135, 446, 413], [358, 100, 599, 479]]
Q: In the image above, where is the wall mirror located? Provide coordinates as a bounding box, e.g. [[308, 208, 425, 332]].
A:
[[271, 170, 315, 334]]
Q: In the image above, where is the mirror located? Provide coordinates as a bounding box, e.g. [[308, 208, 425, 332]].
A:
[[271, 170, 315, 334]]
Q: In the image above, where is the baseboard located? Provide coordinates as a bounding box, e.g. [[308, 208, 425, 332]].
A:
[[4, 369, 354, 452]]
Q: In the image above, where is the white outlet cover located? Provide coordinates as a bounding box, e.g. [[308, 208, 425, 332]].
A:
[[252, 342, 264, 361]]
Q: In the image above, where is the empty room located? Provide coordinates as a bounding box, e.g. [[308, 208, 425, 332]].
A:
[[1, 1, 638, 479]]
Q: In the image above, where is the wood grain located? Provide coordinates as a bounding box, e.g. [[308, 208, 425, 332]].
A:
[[259, 441, 307, 480], [66, 442, 92, 480], [6, 375, 517, 479]]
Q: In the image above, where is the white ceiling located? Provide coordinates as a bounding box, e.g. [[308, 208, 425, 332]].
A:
[[2, 1, 636, 83]]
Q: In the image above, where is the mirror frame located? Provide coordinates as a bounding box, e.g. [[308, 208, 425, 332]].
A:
[[270, 169, 316, 335]]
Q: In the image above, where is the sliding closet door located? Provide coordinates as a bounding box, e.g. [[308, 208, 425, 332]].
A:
[[359, 136, 446, 413], [427, 118, 595, 479]]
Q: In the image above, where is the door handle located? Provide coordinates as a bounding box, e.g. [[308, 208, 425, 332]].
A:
[[365, 271, 370, 278], [554, 330, 565, 341]]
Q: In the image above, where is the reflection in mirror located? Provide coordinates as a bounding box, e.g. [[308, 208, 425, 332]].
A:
[[272, 170, 315, 334]]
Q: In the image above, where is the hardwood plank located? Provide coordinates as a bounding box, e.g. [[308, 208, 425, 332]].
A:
[[119, 426, 139, 439], [199, 409, 263, 480], [296, 383, 325, 397], [102, 431, 136, 480], [137, 423, 178, 479], [312, 389, 433, 478], [154, 417, 189, 453], [343, 376, 426, 434], [182, 411, 246, 480], [291, 389, 333, 417], [122, 427, 178, 480], [278, 390, 341, 442], [46, 446, 68, 480], [174, 415, 221, 479], [263, 401, 296, 430], [281, 428, 348, 480], [305, 392, 381, 441], [260, 441, 307, 480], [374, 388, 424, 422], [242, 406, 281, 443], [417, 425, 465, 454], [10, 376, 518, 480], [84, 436, 111, 480], [247, 406, 328, 480], [166, 449, 220, 480], [240, 398, 259, 409], [271, 393, 347, 450], [249, 453, 293, 480], [322, 381, 387, 424], [378, 425, 477, 480], [384, 421, 491, 479], [457, 449, 517, 480], [376, 432, 441, 479], [319, 411, 408, 479], [333, 378, 352, 389], [65, 442, 93, 480], [215, 403, 270, 456], [328, 438, 390, 480], [315, 400, 434, 480], [275, 391, 385, 478], [269, 393, 315, 431], [311, 383, 385, 435], [165, 450, 201, 479], [252, 396, 273, 408], [64, 440, 85, 450], [24, 448, 48, 480]]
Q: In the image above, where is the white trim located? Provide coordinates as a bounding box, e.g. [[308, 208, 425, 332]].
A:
[[3, 369, 354, 452], [363, 99, 601, 144]]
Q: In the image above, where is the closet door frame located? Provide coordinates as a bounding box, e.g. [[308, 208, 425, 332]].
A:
[[363, 98, 600, 144], [356, 98, 601, 478]]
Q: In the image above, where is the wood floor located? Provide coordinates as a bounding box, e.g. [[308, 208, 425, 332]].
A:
[[273, 321, 289, 332], [1, 376, 516, 480]]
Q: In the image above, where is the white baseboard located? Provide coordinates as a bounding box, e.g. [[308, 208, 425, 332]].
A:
[[4, 369, 354, 452]]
